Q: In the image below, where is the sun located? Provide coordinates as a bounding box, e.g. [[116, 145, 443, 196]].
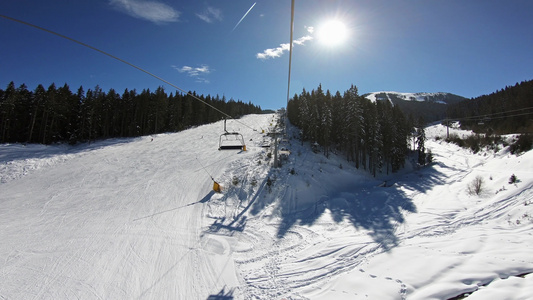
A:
[[316, 19, 348, 47]]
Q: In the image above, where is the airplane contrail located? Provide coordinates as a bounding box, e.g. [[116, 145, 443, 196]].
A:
[[232, 2, 256, 32]]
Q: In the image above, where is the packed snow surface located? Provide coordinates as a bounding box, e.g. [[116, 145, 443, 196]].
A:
[[1, 114, 532, 299]]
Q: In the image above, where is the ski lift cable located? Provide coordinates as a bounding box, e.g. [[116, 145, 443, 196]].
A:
[[481, 111, 533, 120], [195, 157, 216, 182], [459, 107, 532, 121], [456, 106, 533, 121], [461, 107, 533, 121], [285, 0, 295, 133], [0, 14, 258, 132], [195, 157, 224, 193]]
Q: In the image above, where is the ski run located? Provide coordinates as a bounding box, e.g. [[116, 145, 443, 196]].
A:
[[1, 113, 532, 299]]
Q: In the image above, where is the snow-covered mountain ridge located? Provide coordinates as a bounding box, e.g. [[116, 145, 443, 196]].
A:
[[364, 91, 468, 122], [365, 91, 467, 105]]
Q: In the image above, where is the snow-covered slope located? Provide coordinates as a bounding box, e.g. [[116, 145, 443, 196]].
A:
[[0, 114, 273, 299], [1, 114, 532, 300]]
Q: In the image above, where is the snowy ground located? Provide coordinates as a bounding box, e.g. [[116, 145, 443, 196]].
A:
[[1, 115, 532, 299]]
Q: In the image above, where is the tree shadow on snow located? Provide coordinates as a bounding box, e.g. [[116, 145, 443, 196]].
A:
[[266, 163, 448, 251], [203, 216, 247, 237], [395, 162, 447, 194], [273, 187, 416, 251]]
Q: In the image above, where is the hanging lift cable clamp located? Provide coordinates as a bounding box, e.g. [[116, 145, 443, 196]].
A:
[[0, 14, 259, 133]]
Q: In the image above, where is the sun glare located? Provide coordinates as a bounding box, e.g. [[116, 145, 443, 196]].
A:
[[316, 19, 348, 47]]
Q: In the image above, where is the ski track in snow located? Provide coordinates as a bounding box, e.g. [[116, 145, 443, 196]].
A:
[[1, 117, 533, 299]]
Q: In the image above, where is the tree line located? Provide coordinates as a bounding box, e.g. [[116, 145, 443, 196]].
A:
[[288, 84, 422, 177], [0, 81, 263, 144], [446, 79, 533, 134]]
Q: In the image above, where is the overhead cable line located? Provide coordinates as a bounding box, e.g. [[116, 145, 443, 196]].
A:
[[477, 111, 533, 120], [285, 0, 295, 129], [0, 14, 258, 132], [450, 106, 533, 121]]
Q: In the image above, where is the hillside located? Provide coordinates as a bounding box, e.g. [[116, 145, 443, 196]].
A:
[[446, 79, 533, 134], [1, 113, 532, 299], [364, 91, 467, 122]]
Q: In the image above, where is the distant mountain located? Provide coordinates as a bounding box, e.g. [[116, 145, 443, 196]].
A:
[[363, 92, 467, 123], [365, 92, 466, 105]]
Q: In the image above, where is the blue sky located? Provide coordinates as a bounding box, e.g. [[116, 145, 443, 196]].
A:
[[1, 0, 532, 110]]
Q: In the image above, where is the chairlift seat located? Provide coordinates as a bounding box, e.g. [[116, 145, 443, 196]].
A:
[[218, 119, 246, 151], [218, 132, 245, 150]]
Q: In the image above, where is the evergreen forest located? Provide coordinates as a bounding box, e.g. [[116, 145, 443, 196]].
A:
[[0, 82, 262, 145], [288, 84, 421, 177], [446, 79, 533, 134]]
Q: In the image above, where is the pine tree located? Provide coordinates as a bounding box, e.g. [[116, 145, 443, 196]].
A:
[[0, 82, 17, 142], [9, 84, 31, 143], [391, 106, 408, 172], [28, 84, 46, 143], [340, 85, 363, 167], [287, 83, 411, 176], [416, 125, 426, 165]]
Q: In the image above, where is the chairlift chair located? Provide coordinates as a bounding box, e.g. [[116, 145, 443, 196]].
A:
[[218, 119, 246, 151], [260, 137, 271, 148], [478, 117, 491, 125]]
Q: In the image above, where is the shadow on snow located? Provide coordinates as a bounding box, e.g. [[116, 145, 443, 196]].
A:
[[206, 286, 234, 300], [247, 161, 448, 251], [133, 191, 214, 221], [203, 216, 247, 237]]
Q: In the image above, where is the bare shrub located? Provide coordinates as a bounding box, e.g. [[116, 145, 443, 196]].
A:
[[468, 175, 484, 196]]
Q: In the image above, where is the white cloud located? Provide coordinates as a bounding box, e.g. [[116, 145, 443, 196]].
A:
[[172, 65, 211, 83], [196, 6, 223, 23], [256, 43, 289, 60], [256, 35, 313, 60], [294, 35, 313, 45], [109, 0, 180, 24]]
